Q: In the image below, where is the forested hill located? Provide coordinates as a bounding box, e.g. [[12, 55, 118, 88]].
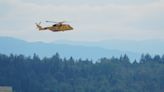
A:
[[0, 53, 164, 92]]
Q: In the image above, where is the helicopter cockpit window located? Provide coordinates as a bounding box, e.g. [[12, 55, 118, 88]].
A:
[[53, 24, 57, 26]]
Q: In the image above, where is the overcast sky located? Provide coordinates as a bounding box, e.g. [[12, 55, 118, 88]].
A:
[[0, 0, 164, 42]]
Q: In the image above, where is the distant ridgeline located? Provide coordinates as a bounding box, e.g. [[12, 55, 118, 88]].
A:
[[0, 53, 164, 92]]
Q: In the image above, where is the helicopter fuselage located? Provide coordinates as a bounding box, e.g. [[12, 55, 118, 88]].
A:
[[48, 24, 73, 32], [36, 23, 73, 32]]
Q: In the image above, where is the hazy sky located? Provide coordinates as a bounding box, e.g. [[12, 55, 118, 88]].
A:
[[0, 0, 164, 42]]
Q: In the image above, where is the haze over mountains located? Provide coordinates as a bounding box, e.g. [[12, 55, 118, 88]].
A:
[[0, 36, 164, 61]]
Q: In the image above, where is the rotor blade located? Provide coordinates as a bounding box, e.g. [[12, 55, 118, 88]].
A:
[[45, 21, 57, 23], [46, 20, 67, 23]]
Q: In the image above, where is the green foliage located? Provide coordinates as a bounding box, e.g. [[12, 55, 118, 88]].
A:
[[0, 53, 164, 92]]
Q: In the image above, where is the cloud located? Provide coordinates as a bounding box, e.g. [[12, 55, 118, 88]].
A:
[[0, 0, 164, 42], [18, 0, 160, 5]]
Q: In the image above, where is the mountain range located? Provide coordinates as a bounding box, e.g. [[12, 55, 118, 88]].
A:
[[1, 37, 163, 61]]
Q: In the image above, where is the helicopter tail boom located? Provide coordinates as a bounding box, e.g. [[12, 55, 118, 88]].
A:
[[36, 23, 46, 30]]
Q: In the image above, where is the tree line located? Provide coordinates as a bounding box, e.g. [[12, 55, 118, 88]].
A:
[[0, 53, 164, 92]]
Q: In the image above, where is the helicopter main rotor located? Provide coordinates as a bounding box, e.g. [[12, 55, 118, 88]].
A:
[[45, 21, 66, 24]]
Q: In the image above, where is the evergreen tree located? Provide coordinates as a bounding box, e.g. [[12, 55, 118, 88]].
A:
[[0, 53, 164, 92]]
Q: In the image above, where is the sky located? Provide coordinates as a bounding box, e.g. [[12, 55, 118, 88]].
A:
[[0, 0, 164, 42]]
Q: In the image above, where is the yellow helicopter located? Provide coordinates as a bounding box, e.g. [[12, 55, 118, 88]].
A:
[[36, 21, 73, 32]]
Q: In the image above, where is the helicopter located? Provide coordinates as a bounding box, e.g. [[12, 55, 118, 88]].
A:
[[36, 21, 73, 32]]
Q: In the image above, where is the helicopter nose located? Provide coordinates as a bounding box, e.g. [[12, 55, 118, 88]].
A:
[[71, 27, 73, 30]]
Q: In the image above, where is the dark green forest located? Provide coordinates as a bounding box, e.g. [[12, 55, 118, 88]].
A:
[[0, 53, 164, 92]]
